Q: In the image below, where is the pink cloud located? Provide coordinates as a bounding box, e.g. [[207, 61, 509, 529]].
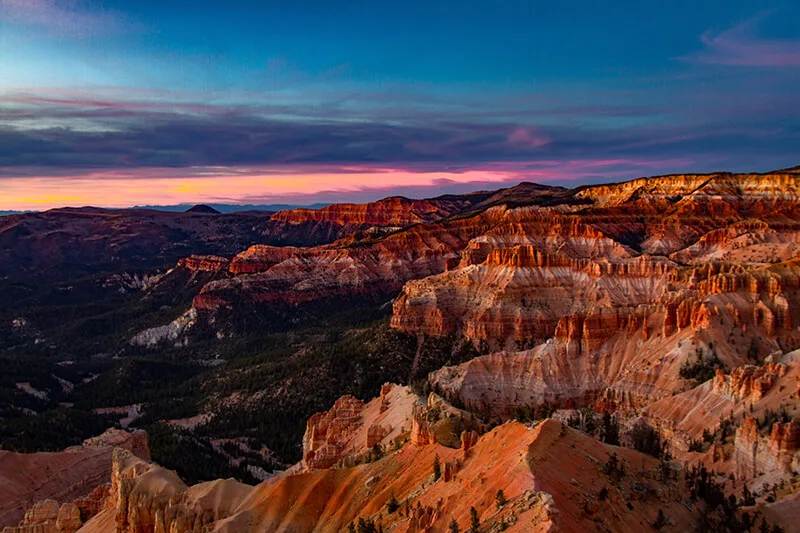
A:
[[686, 14, 800, 67], [508, 127, 550, 149], [0, 158, 699, 211]]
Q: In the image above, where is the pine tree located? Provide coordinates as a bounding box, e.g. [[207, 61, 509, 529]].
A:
[[469, 506, 480, 533], [433, 454, 441, 481], [449, 517, 460, 533]]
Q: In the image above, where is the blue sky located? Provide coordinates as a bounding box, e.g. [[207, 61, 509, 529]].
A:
[[0, 1, 799, 208]]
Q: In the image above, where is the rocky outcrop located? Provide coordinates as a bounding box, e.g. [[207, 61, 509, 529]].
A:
[[300, 384, 418, 472], [1, 499, 83, 533], [176, 255, 230, 272], [129, 308, 197, 347], [711, 364, 787, 402], [302, 396, 366, 471], [410, 403, 437, 446], [409, 393, 479, 448], [391, 210, 676, 349], [0, 430, 150, 531], [228, 245, 297, 275], [82, 429, 150, 462], [393, 173, 800, 348], [734, 417, 800, 478], [460, 429, 478, 457], [94, 448, 253, 533], [387, 174, 800, 422]]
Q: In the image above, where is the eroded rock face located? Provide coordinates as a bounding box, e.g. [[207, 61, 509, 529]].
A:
[[410, 404, 437, 446], [711, 364, 787, 402], [733, 417, 800, 478], [302, 396, 366, 471], [460, 430, 478, 457], [83, 428, 151, 462], [409, 393, 479, 448], [102, 448, 252, 533], [300, 384, 418, 472], [128, 308, 198, 347], [2, 499, 67, 533]]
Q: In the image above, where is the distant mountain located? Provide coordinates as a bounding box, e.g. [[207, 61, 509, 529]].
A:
[[132, 203, 330, 213], [185, 204, 221, 214]]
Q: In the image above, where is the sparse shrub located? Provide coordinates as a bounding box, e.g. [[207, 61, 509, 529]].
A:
[[495, 489, 506, 509], [386, 492, 400, 513]]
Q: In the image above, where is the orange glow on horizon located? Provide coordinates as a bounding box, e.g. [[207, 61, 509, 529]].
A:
[[0, 168, 520, 211]]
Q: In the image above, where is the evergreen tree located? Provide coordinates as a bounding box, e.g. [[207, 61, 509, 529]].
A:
[[433, 454, 441, 481], [469, 507, 480, 533], [449, 517, 460, 533]]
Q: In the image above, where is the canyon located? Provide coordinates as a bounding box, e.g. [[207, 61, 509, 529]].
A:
[[3, 170, 800, 532]]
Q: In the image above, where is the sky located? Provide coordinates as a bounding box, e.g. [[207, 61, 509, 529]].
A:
[[1, 1, 799, 210]]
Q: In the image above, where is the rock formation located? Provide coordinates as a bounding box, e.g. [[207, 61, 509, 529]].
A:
[[301, 384, 417, 471], [176, 255, 230, 273], [0, 430, 149, 531]]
